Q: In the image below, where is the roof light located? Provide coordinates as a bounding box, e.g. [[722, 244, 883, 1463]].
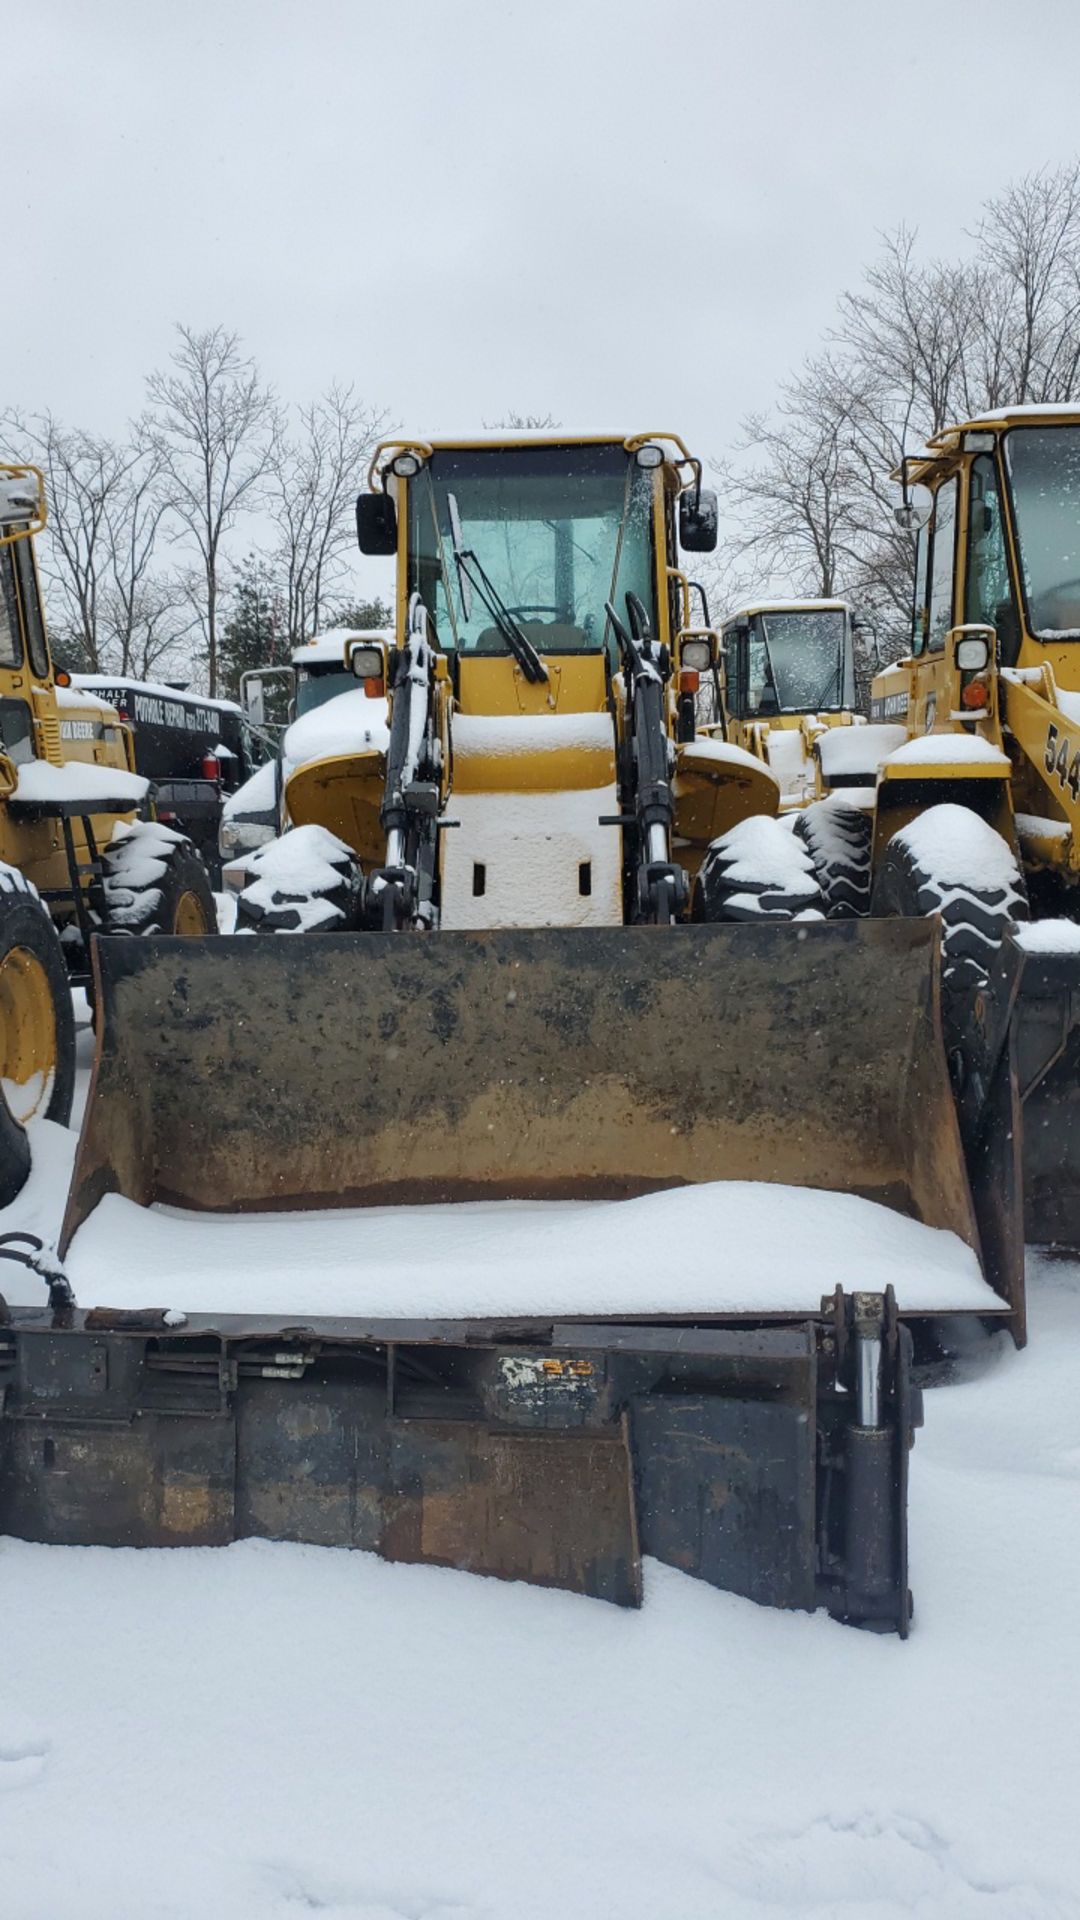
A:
[[635, 443, 665, 469], [391, 452, 422, 478]]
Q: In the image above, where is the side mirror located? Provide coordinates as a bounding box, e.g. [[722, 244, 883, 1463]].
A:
[[679, 488, 718, 553], [356, 492, 398, 556]]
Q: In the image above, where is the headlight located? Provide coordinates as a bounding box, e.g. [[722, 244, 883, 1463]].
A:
[[350, 645, 385, 682], [634, 443, 665, 469], [219, 817, 275, 857], [956, 636, 990, 671], [681, 638, 713, 670]]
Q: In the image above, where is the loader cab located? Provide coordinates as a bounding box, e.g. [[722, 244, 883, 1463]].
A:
[[0, 468, 60, 776], [901, 410, 1080, 683], [723, 603, 855, 720], [360, 434, 717, 677]]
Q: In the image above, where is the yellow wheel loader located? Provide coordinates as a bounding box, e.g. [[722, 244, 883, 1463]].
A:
[[784, 407, 1080, 1245], [0, 466, 215, 1206], [713, 599, 867, 810], [0, 435, 1031, 1635]]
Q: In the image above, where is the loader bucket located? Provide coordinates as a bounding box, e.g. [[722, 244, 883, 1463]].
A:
[[19, 917, 1012, 1634], [1008, 938, 1080, 1249], [67, 918, 998, 1272]]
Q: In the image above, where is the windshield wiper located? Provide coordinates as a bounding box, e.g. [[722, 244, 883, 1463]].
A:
[[445, 492, 548, 685]]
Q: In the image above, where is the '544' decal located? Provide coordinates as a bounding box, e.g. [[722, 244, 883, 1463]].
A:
[[1045, 722, 1080, 799]]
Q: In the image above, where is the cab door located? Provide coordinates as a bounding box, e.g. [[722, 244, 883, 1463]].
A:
[[906, 472, 960, 736]]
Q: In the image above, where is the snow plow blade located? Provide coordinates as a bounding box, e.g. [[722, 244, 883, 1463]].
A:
[[1, 1290, 919, 1631], [4, 917, 1018, 1634]]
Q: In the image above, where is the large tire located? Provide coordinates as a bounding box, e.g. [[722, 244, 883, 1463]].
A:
[[871, 804, 1027, 1030], [793, 800, 874, 920], [98, 821, 217, 937], [693, 815, 825, 922], [235, 825, 365, 935], [0, 865, 76, 1208]]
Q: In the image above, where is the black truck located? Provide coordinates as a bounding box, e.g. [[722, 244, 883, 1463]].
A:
[[73, 677, 275, 883]]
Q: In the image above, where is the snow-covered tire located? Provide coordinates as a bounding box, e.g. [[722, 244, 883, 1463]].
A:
[[97, 821, 217, 937], [235, 825, 364, 935], [793, 800, 874, 920], [0, 864, 76, 1208], [871, 805, 1027, 1016], [693, 815, 825, 922]]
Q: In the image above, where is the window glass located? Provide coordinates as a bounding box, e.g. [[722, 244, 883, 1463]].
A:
[[0, 697, 33, 764], [1004, 425, 1080, 637], [0, 548, 23, 668], [927, 477, 958, 651], [407, 443, 655, 657], [911, 520, 930, 655], [11, 537, 49, 678], [294, 665, 354, 715], [752, 609, 849, 714]]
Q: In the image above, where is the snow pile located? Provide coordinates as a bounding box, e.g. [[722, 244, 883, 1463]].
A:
[[99, 820, 188, 928], [885, 734, 1009, 769], [709, 813, 817, 888], [222, 758, 277, 821], [1015, 811, 1070, 843], [1055, 688, 1080, 724], [61, 1177, 996, 1318], [678, 736, 779, 782], [893, 805, 1022, 891], [1, 1256, 1078, 1919], [238, 824, 357, 931], [440, 785, 622, 929], [282, 687, 389, 779], [764, 726, 814, 801], [819, 723, 907, 780], [291, 626, 392, 668], [12, 760, 148, 807], [451, 710, 614, 763], [1015, 920, 1080, 953], [53, 685, 118, 715]]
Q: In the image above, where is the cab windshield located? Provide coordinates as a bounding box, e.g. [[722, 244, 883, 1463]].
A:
[[1004, 426, 1080, 637], [737, 609, 852, 715], [407, 443, 656, 654], [295, 665, 353, 715]]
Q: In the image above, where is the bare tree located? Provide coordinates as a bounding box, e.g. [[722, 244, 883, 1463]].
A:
[[268, 384, 388, 645], [483, 412, 561, 430], [720, 162, 1080, 697], [719, 357, 868, 599], [143, 325, 279, 694], [0, 409, 189, 676]]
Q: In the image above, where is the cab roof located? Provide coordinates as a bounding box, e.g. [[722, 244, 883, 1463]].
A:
[[724, 598, 848, 622]]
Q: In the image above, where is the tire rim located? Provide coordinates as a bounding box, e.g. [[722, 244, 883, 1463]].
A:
[[0, 944, 57, 1125], [173, 890, 212, 936]]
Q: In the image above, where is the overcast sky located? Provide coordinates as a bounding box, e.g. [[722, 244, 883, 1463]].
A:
[[8, 0, 1080, 604]]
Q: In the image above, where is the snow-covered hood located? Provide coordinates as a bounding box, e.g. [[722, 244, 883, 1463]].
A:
[[283, 689, 390, 780]]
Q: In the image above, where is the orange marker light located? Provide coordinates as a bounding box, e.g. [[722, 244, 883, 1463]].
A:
[[678, 669, 700, 694], [961, 679, 989, 709], [364, 677, 385, 698]]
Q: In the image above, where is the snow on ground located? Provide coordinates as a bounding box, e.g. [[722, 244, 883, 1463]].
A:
[[3, 996, 1077, 1915], [1, 1256, 1078, 1919]]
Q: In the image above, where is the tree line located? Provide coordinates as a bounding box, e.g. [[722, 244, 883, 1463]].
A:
[[7, 164, 1079, 705], [715, 160, 1080, 698], [1, 327, 390, 697]]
